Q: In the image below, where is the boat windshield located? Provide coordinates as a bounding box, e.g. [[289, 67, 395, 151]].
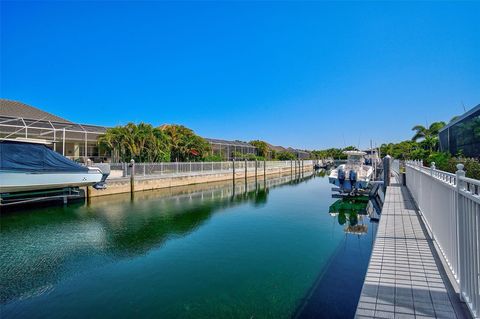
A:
[[347, 155, 363, 165]]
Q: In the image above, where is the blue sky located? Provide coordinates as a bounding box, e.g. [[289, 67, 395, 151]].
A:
[[1, 1, 479, 150]]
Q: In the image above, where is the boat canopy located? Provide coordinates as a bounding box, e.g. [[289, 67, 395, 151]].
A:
[[0, 140, 88, 172]]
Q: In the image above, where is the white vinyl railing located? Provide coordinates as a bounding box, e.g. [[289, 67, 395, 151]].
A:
[[109, 160, 314, 178], [406, 160, 479, 318]]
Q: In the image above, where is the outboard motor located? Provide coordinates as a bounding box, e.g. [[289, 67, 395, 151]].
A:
[[349, 170, 358, 190], [338, 168, 345, 186]]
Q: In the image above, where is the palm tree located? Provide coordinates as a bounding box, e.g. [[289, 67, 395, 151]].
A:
[[411, 121, 446, 151], [160, 124, 210, 161], [249, 140, 269, 158], [98, 123, 170, 162]]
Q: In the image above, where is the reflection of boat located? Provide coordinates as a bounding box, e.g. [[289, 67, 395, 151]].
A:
[[0, 139, 106, 194], [328, 197, 369, 234], [329, 151, 373, 195]]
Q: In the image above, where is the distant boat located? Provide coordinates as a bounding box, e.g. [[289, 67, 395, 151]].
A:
[[329, 151, 373, 195], [0, 138, 107, 194]]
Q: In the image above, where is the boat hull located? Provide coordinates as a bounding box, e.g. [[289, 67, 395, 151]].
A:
[[0, 171, 103, 193]]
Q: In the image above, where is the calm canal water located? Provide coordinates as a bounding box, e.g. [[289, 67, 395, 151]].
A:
[[1, 172, 377, 318]]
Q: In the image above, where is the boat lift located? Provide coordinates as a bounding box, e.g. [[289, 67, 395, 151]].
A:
[[0, 187, 83, 207]]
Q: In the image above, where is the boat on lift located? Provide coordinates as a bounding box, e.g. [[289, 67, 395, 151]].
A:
[[329, 151, 373, 195], [0, 138, 108, 194]]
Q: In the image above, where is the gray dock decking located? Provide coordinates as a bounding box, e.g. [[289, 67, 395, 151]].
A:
[[355, 181, 469, 318]]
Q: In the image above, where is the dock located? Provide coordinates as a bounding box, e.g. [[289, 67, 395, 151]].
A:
[[355, 177, 470, 318]]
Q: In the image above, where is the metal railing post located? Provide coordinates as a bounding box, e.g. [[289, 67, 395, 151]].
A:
[[232, 159, 236, 184], [122, 162, 127, 177]]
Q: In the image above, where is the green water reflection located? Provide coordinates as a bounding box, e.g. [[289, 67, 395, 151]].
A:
[[1, 172, 373, 318]]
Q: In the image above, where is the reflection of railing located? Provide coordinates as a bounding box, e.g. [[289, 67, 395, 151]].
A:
[[109, 160, 314, 179], [405, 160, 479, 318]]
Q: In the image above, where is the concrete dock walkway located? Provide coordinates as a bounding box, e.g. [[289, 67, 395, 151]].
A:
[[355, 181, 469, 318]]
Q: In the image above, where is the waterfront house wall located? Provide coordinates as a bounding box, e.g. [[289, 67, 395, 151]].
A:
[[438, 104, 480, 158]]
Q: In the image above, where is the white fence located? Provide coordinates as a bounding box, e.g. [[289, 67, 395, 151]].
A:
[[110, 160, 315, 178], [406, 160, 479, 318]]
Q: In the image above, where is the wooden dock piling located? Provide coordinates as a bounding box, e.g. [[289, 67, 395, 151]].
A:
[[263, 159, 266, 178], [232, 159, 236, 184]]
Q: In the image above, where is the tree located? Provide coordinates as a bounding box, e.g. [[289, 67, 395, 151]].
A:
[[159, 124, 211, 162], [249, 140, 270, 158], [276, 151, 296, 160], [411, 121, 446, 151], [98, 123, 170, 162]]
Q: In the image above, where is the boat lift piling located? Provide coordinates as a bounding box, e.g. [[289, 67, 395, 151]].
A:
[[130, 159, 135, 195], [383, 155, 391, 191]]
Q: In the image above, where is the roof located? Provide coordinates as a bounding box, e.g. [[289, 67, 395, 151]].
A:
[[266, 143, 287, 152], [439, 104, 480, 133], [205, 138, 256, 148], [0, 99, 72, 123]]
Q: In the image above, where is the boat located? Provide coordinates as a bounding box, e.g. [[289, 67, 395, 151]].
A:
[[328, 151, 373, 195], [363, 148, 381, 166], [0, 138, 108, 194]]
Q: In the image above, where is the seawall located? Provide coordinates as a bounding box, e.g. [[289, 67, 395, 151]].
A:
[[87, 163, 314, 197]]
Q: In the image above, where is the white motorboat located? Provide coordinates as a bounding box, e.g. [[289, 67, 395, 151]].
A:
[[363, 148, 381, 166], [329, 151, 373, 194], [0, 138, 106, 194]]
